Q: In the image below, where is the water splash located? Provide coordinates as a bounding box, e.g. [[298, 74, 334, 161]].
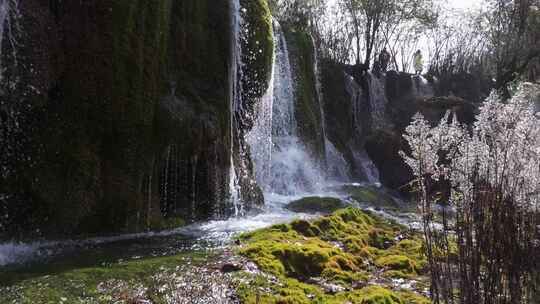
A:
[[264, 22, 325, 195], [228, 0, 243, 215], [271, 21, 296, 138], [246, 38, 275, 186], [344, 72, 363, 134]]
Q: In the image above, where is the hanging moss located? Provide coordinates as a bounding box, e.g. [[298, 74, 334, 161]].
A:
[[283, 26, 326, 162], [240, 0, 274, 101]]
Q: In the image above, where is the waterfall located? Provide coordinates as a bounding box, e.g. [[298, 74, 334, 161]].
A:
[[343, 71, 381, 185], [271, 22, 295, 139], [246, 47, 275, 186], [312, 35, 327, 164], [325, 138, 350, 182], [344, 72, 363, 134], [228, 0, 243, 215], [353, 150, 380, 184], [366, 72, 388, 129], [245, 21, 325, 195]]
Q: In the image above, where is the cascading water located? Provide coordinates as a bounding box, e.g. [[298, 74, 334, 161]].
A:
[[324, 138, 351, 182], [228, 0, 243, 216], [312, 35, 328, 165], [366, 72, 389, 129], [343, 71, 381, 184], [246, 50, 275, 186], [246, 21, 325, 196], [353, 150, 380, 184], [344, 72, 363, 134], [268, 23, 326, 195]]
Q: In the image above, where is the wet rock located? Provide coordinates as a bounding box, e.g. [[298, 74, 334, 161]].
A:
[[286, 197, 347, 214]]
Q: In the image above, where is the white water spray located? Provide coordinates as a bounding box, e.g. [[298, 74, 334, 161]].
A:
[[264, 22, 325, 195], [344, 72, 363, 134], [228, 0, 243, 216], [246, 41, 275, 186], [366, 72, 389, 129]]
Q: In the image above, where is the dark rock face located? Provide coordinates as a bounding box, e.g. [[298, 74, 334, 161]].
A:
[[320, 60, 369, 179], [285, 197, 346, 214], [0, 0, 272, 238], [365, 130, 413, 191]]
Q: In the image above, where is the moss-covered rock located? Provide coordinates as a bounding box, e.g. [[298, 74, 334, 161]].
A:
[[0, 0, 273, 238], [286, 197, 347, 214], [237, 208, 429, 303], [342, 185, 404, 211], [239, 0, 274, 117]]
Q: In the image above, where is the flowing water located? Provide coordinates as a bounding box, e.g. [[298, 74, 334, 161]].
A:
[[248, 21, 327, 196], [228, 0, 243, 216], [366, 72, 389, 129]]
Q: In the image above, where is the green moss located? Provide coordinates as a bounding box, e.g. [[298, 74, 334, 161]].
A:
[[283, 26, 325, 161], [286, 197, 347, 214], [342, 185, 406, 211], [237, 274, 411, 304], [239, 0, 274, 119], [335, 286, 405, 304], [375, 255, 418, 277], [237, 208, 430, 303], [397, 291, 432, 304], [0, 252, 208, 303]]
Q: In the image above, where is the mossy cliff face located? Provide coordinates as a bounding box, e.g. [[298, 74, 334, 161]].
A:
[[237, 208, 429, 303], [0, 0, 273, 238], [283, 26, 326, 163], [232, 0, 273, 209]]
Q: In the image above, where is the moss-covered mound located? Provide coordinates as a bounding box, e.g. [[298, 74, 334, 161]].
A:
[[286, 197, 347, 214], [236, 208, 429, 303]]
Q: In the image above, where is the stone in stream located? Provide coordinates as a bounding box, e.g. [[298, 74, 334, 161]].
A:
[[285, 197, 347, 214]]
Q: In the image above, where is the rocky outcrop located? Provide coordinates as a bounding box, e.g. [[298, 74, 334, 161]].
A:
[[0, 0, 273, 238], [320, 65, 487, 192]]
